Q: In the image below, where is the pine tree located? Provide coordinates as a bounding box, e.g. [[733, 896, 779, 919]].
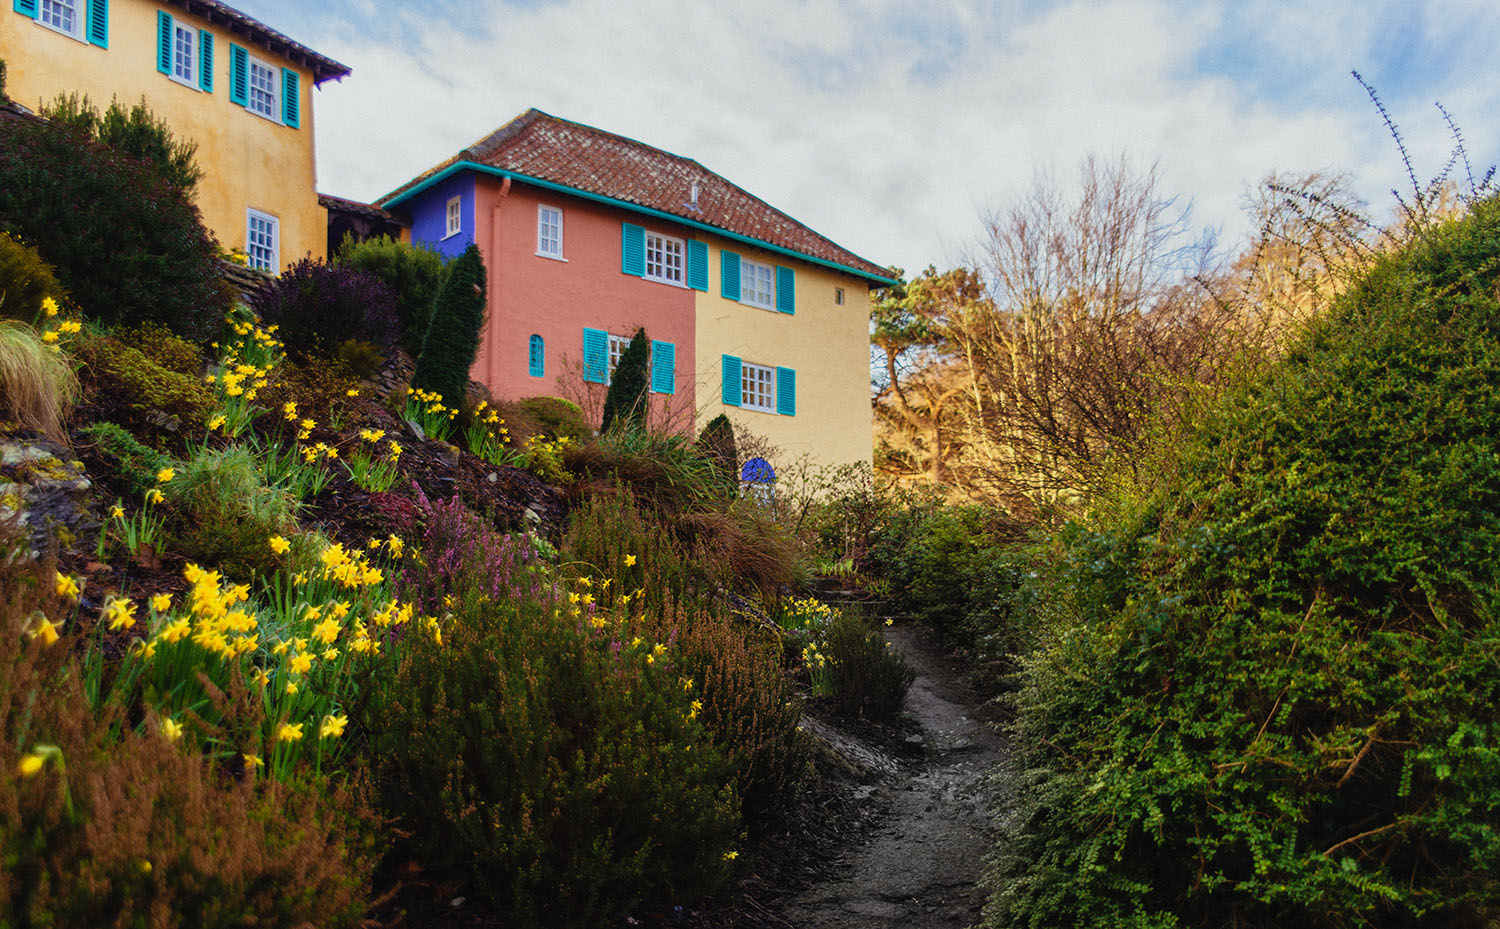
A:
[[412, 243, 487, 411], [600, 327, 649, 433]]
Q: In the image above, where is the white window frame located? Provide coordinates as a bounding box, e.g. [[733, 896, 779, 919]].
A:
[[246, 209, 280, 272], [445, 196, 462, 239], [643, 231, 685, 286], [37, 0, 85, 41], [169, 19, 196, 87], [536, 204, 564, 259], [740, 258, 775, 310], [604, 332, 652, 386], [246, 55, 280, 122], [740, 361, 776, 413]]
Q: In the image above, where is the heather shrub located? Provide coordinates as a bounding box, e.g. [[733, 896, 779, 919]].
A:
[[0, 113, 230, 339], [333, 233, 447, 356], [369, 496, 737, 927], [986, 196, 1500, 927], [257, 257, 399, 363], [412, 242, 486, 408], [600, 327, 649, 433], [0, 319, 79, 442], [0, 231, 64, 322], [77, 421, 173, 496], [823, 609, 913, 722]]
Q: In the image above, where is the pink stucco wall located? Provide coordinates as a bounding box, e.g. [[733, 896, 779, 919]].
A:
[[469, 177, 697, 422]]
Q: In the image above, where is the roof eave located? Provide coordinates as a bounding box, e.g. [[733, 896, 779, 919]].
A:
[[165, 0, 350, 84], [380, 161, 896, 287]]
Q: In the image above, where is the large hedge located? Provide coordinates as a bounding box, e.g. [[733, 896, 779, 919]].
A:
[[333, 234, 447, 356], [986, 196, 1500, 928], [0, 112, 229, 339]]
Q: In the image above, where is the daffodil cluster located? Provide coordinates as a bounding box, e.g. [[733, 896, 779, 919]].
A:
[[35, 296, 84, 352], [404, 386, 458, 441], [207, 317, 283, 437]]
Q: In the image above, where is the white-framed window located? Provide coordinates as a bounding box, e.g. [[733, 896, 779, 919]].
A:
[[171, 21, 195, 85], [38, 0, 83, 39], [606, 333, 631, 384], [643, 231, 685, 286], [445, 196, 462, 238], [246, 209, 279, 272], [741, 362, 775, 413], [247, 56, 278, 120], [536, 205, 563, 258], [740, 258, 775, 309]]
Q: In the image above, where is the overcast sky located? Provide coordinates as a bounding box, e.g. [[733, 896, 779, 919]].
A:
[[238, 0, 1500, 275]]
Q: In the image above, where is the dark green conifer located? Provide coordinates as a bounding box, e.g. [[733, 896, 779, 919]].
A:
[[412, 243, 487, 411], [600, 327, 649, 433], [695, 413, 738, 495]]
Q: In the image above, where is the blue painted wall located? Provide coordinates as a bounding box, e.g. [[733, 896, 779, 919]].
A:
[[408, 172, 476, 258]]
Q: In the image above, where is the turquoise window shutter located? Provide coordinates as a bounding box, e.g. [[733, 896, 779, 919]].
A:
[[281, 68, 300, 127], [14, 0, 38, 19], [776, 367, 796, 416], [228, 44, 249, 106], [721, 250, 741, 300], [686, 241, 708, 291], [583, 328, 608, 384], [198, 30, 213, 91], [721, 355, 742, 407], [651, 340, 675, 394], [86, 0, 107, 46], [155, 11, 172, 74], [528, 335, 545, 378], [776, 266, 795, 314], [620, 223, 644, 276]]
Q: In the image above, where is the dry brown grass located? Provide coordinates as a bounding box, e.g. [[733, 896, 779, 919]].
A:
[[0, 320, 78, 442]]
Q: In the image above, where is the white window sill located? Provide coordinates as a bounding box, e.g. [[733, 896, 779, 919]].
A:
[[643, 276, 687, 288], [168, 73, 202, 91], [741, 404, 777, 415], [442, 230, 462, 241], [36, 19, 88, 43], [536, 252, 567, 262], [740, 299, 776, 312], [246, 105, 283, 126]]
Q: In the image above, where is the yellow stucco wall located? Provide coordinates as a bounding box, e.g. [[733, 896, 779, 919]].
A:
[[694, 241, 874, 473], [1, 0, 324, 268]]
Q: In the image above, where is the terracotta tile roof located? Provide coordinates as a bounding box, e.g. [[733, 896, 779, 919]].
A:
[[166, 0, 350, 84], [381, 109, 890, 281], [319, 192, 402, 224]]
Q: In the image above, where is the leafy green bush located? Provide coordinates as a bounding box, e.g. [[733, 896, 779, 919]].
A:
[[333, 234, 447, 356], [79, 336, 215, 441], [412, 242, 486, 409], [369, 497, 736, 927], [77, 422, 173, 496], [517, 394, 591, 444], [986, 196, 1500, 928], [116, 321, 205, 377], [164, 444, 301, 577], [256, 258, 398, 363], [0, 231, 64, 322], [41, 93, 203, 194], [600, 327, 648, 433], [0, 113, 230, 339], [823, 609, 913, 722]]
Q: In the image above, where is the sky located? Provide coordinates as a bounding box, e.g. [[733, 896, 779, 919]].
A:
[[236, 0, 1500, 276]]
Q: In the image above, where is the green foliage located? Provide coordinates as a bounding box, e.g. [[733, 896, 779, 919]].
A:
[[77, 422, 173, 496], [117, 321, 205, 377], [516, 394, 591, 444], [823, 609, 913, 722], [987, 196, 1500, 928], [164, 444, 301, 577], [570, 424, 728, 513], [695, 413, 738, 498], [333, 234, 447, 356], [80, 336, 215, 441], [256, 258, 399, 363], [0, 319, 78, 442], [412, 242, 486, 410], [41, 93, 203, 193], [600, 327, 649, 434], [0, 231, 64, 322], [0, 112, 230, 339]]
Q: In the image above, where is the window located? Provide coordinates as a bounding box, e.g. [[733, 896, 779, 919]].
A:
[[246, 209, 279, 272], [247, 56, 278, 119], [445, 196, 462, 238], [835, 287, 845, 306], [643, 232, 685, 285], [741, 362, 775, 413], [740, 258, 775, 309], [536, 205, 563, 258], [171, 21, 195, 84], [39, 0, 80, 37], [607, 333, 632, 384], [528, 335, 545, 378]]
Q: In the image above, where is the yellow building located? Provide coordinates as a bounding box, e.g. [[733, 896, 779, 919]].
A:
[[2, 0, 348, 270]]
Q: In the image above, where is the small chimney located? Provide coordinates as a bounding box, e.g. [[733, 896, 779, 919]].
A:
[[687, 181, 701, 212]]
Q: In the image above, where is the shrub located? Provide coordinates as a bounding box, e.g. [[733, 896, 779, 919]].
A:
[[0, 113, 230, 339], [0, 544, 377, 929], [333, 234, 447, 356], [568, 425, 726, 514], [695, 413, 738, 496], [117, 321, 205, 377], [256, 257, 398, 363], [0, 319, 78, 442], [986, 197, 1500, 928], [41, 92, 203, 194], [79, 336, 214, 442], [0, 232, 65, 322], [823, 609, 913, 722], [164, 444, 300, 577], [600, 327, 649, 433], [412, 242, 486, 409], [518, 395, 590, 444], [370, 496, 737, 927], [77, 421, 173, 496]]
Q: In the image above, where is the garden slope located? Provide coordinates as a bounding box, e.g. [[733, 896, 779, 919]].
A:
[[986, 198, 1500, 928]]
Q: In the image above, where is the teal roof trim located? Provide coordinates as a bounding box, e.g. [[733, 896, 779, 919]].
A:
[[380, 161, 896, 287]]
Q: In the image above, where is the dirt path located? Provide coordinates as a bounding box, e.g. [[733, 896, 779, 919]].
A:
[[778, 623, 1009, 928]]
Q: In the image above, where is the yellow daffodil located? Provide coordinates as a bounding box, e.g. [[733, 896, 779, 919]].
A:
[[243, 753, 264, 769], [59, 320, 81, 334], [17, 752, 45, 778], [148, 489, 165, 505], [624, 554, 637, 567], [346, 387, 359, 397], [322, 647, 339, 661], [289, 652, 314, 675], [207, 414, 227, 431], [276, 722, 304, 742], [155, 467, 175, 484], [285, 681, 298, 695], [109, 503, 125, 520], [386, 535, 405, 558], [104, 597, 137, 631], [41, 330, 58, 344], [161, 717, 184, 741], [41, 296, 58, 317], [268, 535, 291, 555], [54, 571, 79, 601], [29, 616, 60, 647], [150, 593, 172, 612], [319, 714, 348, 739]]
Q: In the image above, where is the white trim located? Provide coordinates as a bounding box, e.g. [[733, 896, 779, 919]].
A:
[[168, 19, 197, 89], [246, 209, 280, 272], [739, 257, 775, 310], [740, 361, 775, 413], [536, 204, 564, 259], [444, 195, 462, 239], [36, 0, 87, 42], [643, 230, 686, 286], [246, 54, 282, 123]]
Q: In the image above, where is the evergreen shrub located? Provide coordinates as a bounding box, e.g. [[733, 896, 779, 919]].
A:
[[333, 234, 447, 356], [78, 336, 215, 442], [600, 327, 649, 433], [0, 114, 229, 339], [823, 609, 914, 722], [42, 93, 203, 194], [0, 232, 64, 322], [412, 243, 486, 409], [986, 196, 1500, 928], [256, 258, 398, 363], [517, 395, 591, 444]]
